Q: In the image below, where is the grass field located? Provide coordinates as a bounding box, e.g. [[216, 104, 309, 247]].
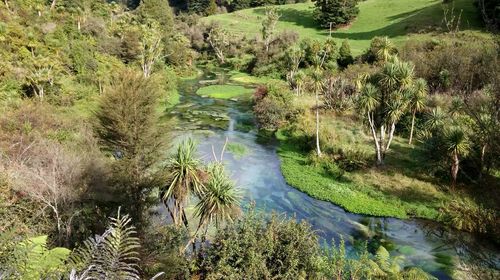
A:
[[203, 0, 483, 54]]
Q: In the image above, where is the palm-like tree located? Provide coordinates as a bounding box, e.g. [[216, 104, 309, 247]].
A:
[[359, 57, 415, 165], [425, 107, 446, 131], [294, 70, 305, 96], [376, 37, 397, 62], [194, 163, 240, 232], [185, 163, 240, 251], [444, 128, 469, 189], [408, 78, 428, 144], [162, 138, 205, 228]]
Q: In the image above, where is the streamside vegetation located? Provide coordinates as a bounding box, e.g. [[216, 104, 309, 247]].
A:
[[1, 0, 499, 279]]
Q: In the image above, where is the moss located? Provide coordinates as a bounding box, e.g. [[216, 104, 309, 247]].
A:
[[196, 85, 254, 99], [229, 72, 277, 85]]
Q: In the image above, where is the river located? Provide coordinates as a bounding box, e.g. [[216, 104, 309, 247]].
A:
[[163, 69, 499, 279]]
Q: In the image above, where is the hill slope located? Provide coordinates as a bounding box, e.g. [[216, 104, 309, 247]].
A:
[[202, 0, 483, 54]]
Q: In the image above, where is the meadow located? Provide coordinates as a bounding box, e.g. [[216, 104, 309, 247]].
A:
[[203, 0, 484, 54]]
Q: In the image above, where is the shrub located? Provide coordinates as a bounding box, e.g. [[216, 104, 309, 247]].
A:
[[253, 81, 301, 130], [439, 197, 499, 242], [198, 210, 321, 279], [400, 33, 499, 92]]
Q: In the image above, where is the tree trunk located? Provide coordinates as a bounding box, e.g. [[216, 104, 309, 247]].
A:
[[451, 152, 459, 189], [368, 112, 383, 165], [384, 122, 396, 158], [409, 109, 416, 145], [50, 0, 56, 10], [181, 209, 189, 229], [380, 125, 386, 155], [479, 144, 487, 181], [39, 86, 44, 102], [315, 91, 321, 157]]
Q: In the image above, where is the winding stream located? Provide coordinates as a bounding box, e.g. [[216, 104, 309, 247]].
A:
[[164, 70, 499, 279]]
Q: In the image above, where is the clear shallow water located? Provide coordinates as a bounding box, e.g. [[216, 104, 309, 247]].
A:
[[164, 71, 499, 279]]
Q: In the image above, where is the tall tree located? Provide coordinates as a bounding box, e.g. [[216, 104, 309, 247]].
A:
[[95, 69, 162, 227], [139, 20, 163, 78], [206, 23, 229, 64], [444, 128, 470, 189], [261, 7, 280, 55], [338, 39, 354, 68]]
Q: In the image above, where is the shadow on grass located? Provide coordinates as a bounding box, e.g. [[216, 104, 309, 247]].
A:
[[331, 3, 446, 40], [252, 6, 320, 30]]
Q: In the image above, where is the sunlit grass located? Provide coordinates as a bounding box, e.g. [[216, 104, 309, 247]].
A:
[[203, 0, 484, 54]]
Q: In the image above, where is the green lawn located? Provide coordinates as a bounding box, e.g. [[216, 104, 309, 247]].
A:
[[203, 0, 483, 54], [196, 84, 254, 99]]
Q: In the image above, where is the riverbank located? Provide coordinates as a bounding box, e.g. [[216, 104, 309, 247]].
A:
[[274, 111, 449, 220]]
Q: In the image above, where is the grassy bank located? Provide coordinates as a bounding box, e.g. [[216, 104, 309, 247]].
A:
[[275, 108, 449, 219], [203, 0, 483, 54]]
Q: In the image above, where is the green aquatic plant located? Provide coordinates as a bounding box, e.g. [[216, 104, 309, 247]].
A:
[[227, 142, 249, 158]]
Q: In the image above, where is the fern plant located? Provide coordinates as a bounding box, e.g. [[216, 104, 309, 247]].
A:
[[0, 235, 70, 280], [69, 208, 163, 280]]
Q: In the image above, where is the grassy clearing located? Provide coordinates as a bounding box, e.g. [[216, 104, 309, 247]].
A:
[[196, 84, 254, 99], [275, 95, 450, 219], [203, 0, 483, 54]]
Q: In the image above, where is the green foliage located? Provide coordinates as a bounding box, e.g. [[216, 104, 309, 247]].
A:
[[226, 142, 249, 157], [198, 210, 321, 279], [253, 81, 301, 130], [337, 39, 354, 68], [439, 197, 498, 240], [95, 69, 162, 226], [194, 163, 241, 229], [1, 235, 70, 279], [400, 33, 499, 92], [69, 209, 163, 280], [313, 0, 360, 28], [70, 210, 140, 279], [162, 138, 205, 227], [277, 138, 410, 218]]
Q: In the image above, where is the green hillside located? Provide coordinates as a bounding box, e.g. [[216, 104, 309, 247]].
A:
[[202, 0, 484, 54]]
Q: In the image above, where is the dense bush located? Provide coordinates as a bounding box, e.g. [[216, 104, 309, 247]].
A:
[[400, 33, 499, 93], [439, 197, 499, 242], [198, 210, 321, 279], [313, 0, 359, 28], [253, 81, 301, 130]]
